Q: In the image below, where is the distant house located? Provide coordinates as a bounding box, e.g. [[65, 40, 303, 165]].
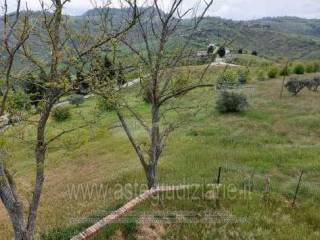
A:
[[196, 51, 208, 58]]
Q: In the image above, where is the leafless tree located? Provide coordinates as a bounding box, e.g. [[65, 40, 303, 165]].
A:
[[0, 0, 31, 116], [112, 0, 215, 189], [0, 0, 138, 239]]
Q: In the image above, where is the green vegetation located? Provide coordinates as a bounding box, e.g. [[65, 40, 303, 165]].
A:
[[268, 66, 279, 79], [294, 64, 305, 75], [1, 64, 320, 239], [52, 106, 72, 122], [216, 91, 248, 113]]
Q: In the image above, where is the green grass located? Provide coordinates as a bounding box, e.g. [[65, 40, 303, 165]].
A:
[[1, 66, 320, 239]]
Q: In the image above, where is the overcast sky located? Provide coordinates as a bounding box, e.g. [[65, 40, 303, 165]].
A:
[[4, 0, 320, 20]]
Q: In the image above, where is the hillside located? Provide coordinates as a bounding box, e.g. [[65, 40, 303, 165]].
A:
[[187, 16, 320, 59], [78, 10, 320, 60], [3, 9, 320, 60]]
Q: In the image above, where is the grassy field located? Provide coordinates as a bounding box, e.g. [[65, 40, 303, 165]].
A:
[[1, 66, 320, 239]]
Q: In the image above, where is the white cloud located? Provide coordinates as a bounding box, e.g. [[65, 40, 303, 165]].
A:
[[4, 0, 320, 19]]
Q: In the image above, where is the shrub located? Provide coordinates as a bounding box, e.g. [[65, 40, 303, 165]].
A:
[[52, 106, 71, 122], [294, 64, 305, 75], [285, 78, 305, 95], [217, 47, 226, 58], [68, 94, 84, 106], [268, 67, 278, 79], [238, 69, 250, 84], [305, 64, 315, 73], [96, 95, 118, 112], [7, 91, 31, 112], [252, 50, 258, 56], [207, 45, 215, 55], [238, 49, 243, 54], [216, 71, 237, 89], [313, 62, 320, 72], [216, 91, 248, 113]]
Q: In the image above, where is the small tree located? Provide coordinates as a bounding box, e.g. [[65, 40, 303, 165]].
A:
[[216, 71, 238, 89], [218, 47, 226, 58], [238, 69, 250, 84], [216, 91, 248, 113], [207, 44, 215, 55], [52, 106, 72, 122], [0, 0, 30, 116], [294, 64, 305, 75], [268, 67, 279, 79], [114, 0, 214, 189]]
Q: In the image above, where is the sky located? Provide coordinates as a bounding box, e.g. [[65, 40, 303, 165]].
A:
[[4, 0, 320, 20]]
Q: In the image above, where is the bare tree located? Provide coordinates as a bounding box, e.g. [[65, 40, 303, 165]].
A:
[[0, 0, 31, 116], [111, 0, 215, 188], [0, 0, 138, 239]]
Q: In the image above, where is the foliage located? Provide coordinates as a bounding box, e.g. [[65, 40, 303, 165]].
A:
[[238, 48, 243, 54], [143, 88, 152, 104], [117, 63, 126, 86], [237, 69, 250, 84], [217, 47, 226, 58], [252, 50, 258, 56], [207, 45, 215, 55], [52, 106, 72, 122], [68, 94, 85, 106], [216, 71, 238, 89], [7, 90, 31, 113], [305, 64, 316, 73], [294, 64, 305, 75], [96, 95, 118, 112], [216, 91, 248, 113], [23, 72, 46, 106], [313, 62, 320, 72], [74, 71, 90, 95], [268, 67, 279, 79]]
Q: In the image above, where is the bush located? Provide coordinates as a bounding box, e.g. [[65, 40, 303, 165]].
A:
[[216, 71, 237, 89], [252, 50, 258, 56], [7, 91, 31, 112], [268, 67, 279, 79], [52, 106, 71, 122], [96, 95, 118, 112], [216, 91, 248, 113], [285, 78, 305, 95], [217, 47, 226, 58], [238, 49, 243, 54], [313, 62, 320, 72], [68, 94, 84, 106], [305, 64, 315, 73], [294, 64, 305, 75], [237, 69, 250, 84]]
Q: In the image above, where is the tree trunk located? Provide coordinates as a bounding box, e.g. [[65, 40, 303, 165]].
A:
[[146, 164, 156, 189], [0, 88, 9, 116]]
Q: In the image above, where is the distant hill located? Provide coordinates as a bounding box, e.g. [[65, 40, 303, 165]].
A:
[[3, 8, 320, 60], [186, 16, 320, 60]]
